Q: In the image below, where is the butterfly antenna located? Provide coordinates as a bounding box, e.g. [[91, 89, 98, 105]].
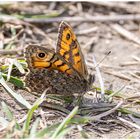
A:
[[94, 51, 111, 69]]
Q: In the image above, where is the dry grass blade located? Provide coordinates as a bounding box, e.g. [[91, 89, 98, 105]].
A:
[[85, 100, 123, 121], [6, 59, 25, 81], [51, 106, 79, 138], [107, 85, 125, 99], [22, 93, 45, 136], [132, 55, 140, 61], [128, 72, 140, 80], [0, 48, 22, 55], [75, 27, 98, 35], [111, 24, 140, 46], [120, 61, 140, 66], [2, 14, 140, 23], [94, 100, 123, 120], [24, 14, 140, 23], [129, 115, 140, 126], [104, 70, 131, 81], [0, 72, 31, 109], [92, 55, 105, 99], [118, 117, 140, 130]]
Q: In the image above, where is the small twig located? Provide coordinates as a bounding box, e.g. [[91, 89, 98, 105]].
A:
[[128, 72, 140, 80], [104, 70, 140, 83], [121, 130, 134, 138], [111, 24, 140, 46], [0, 48, 23, 55], [101, 64, 126, 70], [101, 65, 140, 75], [132, 55, 140, 61], [40, 102, 70, 115], [126, 95, 140, 101], [75, 27, 98, 35], [120, 61, 140, 66], [103, 70, 131, 81], [118, 117, 140, 130]]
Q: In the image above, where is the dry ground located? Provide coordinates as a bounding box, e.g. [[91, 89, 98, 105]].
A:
[[0, 2, 140, 138]]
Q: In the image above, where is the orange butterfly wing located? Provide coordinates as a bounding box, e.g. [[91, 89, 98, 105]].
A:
[[24, 44, 80, 77], [56, 21, 88, 79]]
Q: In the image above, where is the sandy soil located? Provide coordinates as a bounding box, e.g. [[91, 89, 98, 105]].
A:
[[0, 2, 140, 138]]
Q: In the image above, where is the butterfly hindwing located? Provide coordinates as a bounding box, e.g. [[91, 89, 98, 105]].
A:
[[57, 21, 88, 79]]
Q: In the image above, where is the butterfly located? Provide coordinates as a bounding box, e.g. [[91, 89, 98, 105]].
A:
[[24, 21, 94, 97]]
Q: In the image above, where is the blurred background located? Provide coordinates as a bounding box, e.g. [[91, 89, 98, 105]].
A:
[[0, 2, 140, 138]]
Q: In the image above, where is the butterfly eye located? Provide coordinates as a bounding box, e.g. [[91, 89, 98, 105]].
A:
[[37, 52, 46, 59], [66, 33, 70, 40]]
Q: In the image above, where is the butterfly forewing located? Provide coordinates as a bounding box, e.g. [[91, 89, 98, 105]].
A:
[[57, 21, 88, 79], [24, 44, 79, 76]]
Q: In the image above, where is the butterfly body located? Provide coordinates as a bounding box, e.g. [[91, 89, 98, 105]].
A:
[[24, 21, 94, 97]]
